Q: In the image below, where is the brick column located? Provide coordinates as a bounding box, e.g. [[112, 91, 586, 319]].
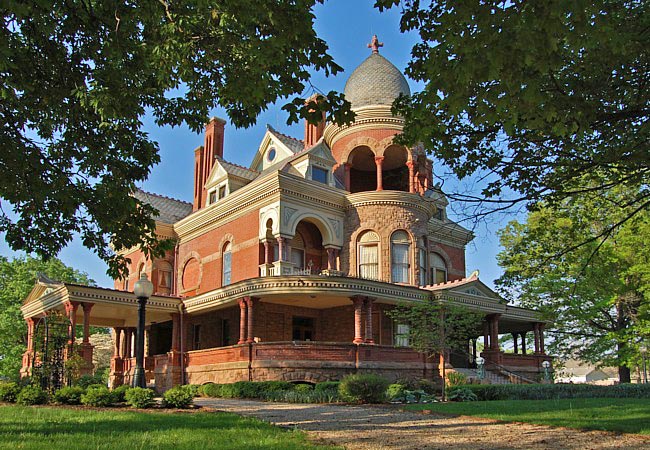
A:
[[352, 296, 365, 344], [65, 301, 79, 344], [375, 156, 384, 191], [246, 297, 258, 344], [364, 298, 374, 344], [114, 328, 123, 358], [238, 298, 248, 344], [344, 163, 351, 191], [82, 303, 94, 344], [406, 161, 416, 193], [490, 315, 500, 350], [521, 332, 527, 355], [263, 240, 272, 264], [512, 333, 519, 354], [171, 314, 180, 352], [533, 323, 540, 354], [483, 320, 489, 349], [26, 318, 35, 353]]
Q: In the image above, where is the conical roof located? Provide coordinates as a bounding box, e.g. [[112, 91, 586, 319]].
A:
[[343, 50, 410, 110]]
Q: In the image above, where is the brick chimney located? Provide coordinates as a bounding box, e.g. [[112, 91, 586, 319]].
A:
[[304, 95, 326, 149], [193, 117, 226, 211]]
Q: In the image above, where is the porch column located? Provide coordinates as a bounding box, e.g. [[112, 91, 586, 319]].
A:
[[539, 323, 546, 354], [125, 328, 133, 358], [483, 320, 489, 349], [490, 314, 500, 350], [277, 236, 286, 261], [26, 318, 35, 353], [533, 323, 540, 354], [82, 303, 94, 344], [344, 163, 351, 191], [65, 301, 79, 344], [352, 296, 365, 344], [375, 156, 384, 191], [364, 298, 375, 344], [171, 313, 180, 352], [263, 240, 272, 264], [238, 298, 247, 344], [246, 297, 258, 344], [114, 328, 123, 358], [521, 332, 527, 355], [326, 247, 338, 271], [406, 161, 416, 193], [512, 333, 519, 354]]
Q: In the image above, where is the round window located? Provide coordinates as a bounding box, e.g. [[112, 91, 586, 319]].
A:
[[267, 147, 276, 162]]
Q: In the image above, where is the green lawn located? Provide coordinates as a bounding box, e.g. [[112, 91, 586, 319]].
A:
[[406, 398, 650, 435], [0, 405, 340, 450]]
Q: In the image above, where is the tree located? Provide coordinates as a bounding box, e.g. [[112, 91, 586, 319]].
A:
[[386, 301, 482, 400], [1, 1, 353, 278], [496, 187, 650, 382], [0, 256, 93, 379], [376, 0, 649, 218]]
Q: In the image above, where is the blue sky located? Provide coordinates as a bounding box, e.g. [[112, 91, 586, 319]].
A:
[[1, 0, 519, 289]]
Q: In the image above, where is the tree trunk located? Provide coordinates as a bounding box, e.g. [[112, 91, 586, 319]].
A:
[[618, 365, 631, 383]]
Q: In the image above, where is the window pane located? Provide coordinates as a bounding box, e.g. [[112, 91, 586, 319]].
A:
[[418, 248, 427, 286], [312, 166, 328, 184], [359, 244, 378, 280], [223, 251, 231, 285], [391, 243, 409, 283]]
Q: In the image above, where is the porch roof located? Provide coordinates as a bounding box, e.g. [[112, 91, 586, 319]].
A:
[[21, 275, 182, 327]]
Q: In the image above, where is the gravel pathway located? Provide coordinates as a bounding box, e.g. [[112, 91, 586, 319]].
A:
[[195, 398, 650, 450]]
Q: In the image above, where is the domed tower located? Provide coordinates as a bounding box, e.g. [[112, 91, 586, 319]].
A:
[[327, 36, 439, 285]]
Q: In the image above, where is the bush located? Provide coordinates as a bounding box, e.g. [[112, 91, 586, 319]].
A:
[[447, 387, 478, 402], [124, 387, 156, 408], [386, 383, 406, 401], [163, 386, 194, 409], [446, 372, 468, 388], [314, 381, 340, 394], [81, 386, 115, 407], [112, 384, 131, 403], [0, 382, 22, 403], [17, 385, 48, 405], [338, 374, 389, 404], [263, 389, 341, 404], [294, 384, 314, 393], [182, 384, 200, 398], [53, 386, 86, 405], [76, 374, 103, 389], [457, 383, 650, 401], [200, 383, 222, 398]]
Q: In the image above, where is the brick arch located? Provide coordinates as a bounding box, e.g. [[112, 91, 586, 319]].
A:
[[428, 245, 453, 272], [178, 251, 202, 293], [259, 207, 279, 240], [218, 233, 235, 255], [340, 136, 380, 164], [375, 136, 413, 161], [287, 213, 336, 247]]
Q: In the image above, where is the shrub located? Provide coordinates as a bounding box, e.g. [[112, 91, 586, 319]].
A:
[[294, 384, 314, 393], [0, 382, 22, 403], [76, 374, 102, 389], [446, 372, 468, 388], [112, 384, 131, 403], [314, 381, 340, 395], [263, 389, 341, 404], [124, 387, 156, 409], [163, 386, 194, 409], [182, 384, 200, 398], [17, 385, 48, 405], [447, 387, 478, 402], [53, 386, 85, 405], [200, 383, 222, 398], [386, 383, 406, 401], [338, 374, 389, 403], [457, 383, 650, 401], [81, 386, 115, 407], [415, 379, 439, 395]]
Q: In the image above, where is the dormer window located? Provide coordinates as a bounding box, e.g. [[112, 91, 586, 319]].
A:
[[218, 185, 226, 199], [312, 166, 329, 184], [209, 191, 217, 204]]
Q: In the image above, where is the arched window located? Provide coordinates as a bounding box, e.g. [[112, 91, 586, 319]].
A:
[[222, 242, 232, 286], [157, 261, 173, 295], [430, 252, 447, 284], [418, 237, 427, 286], [357, 231, 379, 280], [391, 230, 411, 283]]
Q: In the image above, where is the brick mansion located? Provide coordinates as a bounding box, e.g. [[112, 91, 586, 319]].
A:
[[21, 38, 551, 390]]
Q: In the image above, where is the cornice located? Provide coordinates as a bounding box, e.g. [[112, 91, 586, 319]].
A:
[[345, 191, 436, 218], [324, 105, 405, 148], [277, 172, 347, 214], [427, 219, 475, 247]]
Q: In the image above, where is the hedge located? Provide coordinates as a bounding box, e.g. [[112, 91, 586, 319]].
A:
[[458, 383, 650, 401]]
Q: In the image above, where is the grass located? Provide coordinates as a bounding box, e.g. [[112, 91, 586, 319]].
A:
[[406, 398, 650, 435], [0, 405, 341, 450]]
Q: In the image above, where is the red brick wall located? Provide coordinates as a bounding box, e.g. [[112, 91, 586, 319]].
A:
[[430, 242, 466, 280]]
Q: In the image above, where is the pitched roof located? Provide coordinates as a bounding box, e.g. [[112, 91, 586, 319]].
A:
[[266, 125, 304, 154], [134, 189, 193, 224], [214, 156, 258, 181]]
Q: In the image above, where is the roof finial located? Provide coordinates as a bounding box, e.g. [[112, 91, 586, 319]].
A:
[[367, 35, 384, 54]]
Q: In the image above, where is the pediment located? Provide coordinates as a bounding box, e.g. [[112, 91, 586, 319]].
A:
[[251, 128, 303, 172]]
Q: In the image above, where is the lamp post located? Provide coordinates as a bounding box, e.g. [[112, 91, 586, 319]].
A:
[[476, 356, 485, 380], [641, 345, 648, 384], [542, 360, 551, 382], [133, 273, 153, 388]]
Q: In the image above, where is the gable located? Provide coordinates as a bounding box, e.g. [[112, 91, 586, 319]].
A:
[[250, 128, 303, 172]]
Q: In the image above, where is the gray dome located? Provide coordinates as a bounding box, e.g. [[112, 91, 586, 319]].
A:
[[343, 53, 411, 109]]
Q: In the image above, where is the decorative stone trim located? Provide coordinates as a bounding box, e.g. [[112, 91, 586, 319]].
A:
[[178, 251, 203, 294]]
